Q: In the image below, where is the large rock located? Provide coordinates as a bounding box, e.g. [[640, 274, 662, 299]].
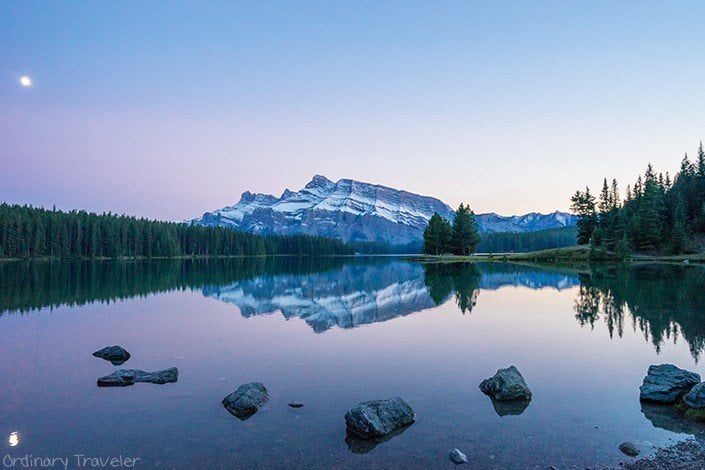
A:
[[479, 366, 532, 401], [92, 345, 131, 365], [222, 382, 269, 419], [96, 368, 178, 387], [683, 382, 705, 409], [344, 397, 416, 438], [639, 364, 700, 403]]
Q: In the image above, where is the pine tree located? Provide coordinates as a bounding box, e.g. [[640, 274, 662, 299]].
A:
[[634, 165, 665, 252], [450, 204, 480, 256], [570, 187, 597, 244], [423, 213, 453, 255]]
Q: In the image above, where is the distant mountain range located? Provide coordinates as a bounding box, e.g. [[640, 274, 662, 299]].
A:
[[190, 175, 576, 245]]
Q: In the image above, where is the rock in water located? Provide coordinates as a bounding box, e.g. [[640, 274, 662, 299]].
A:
[[92, 345, 131, 365], [222, 382, 269, 419], [479, 366, 532, 401], [96, 370, 135, 387], [683, 382, 705, 409], [344, 397, 416, 438], [449, 448, 468, 464], [639, 364, 700, 403], [619, 441, 640, 457], [96, 368, 178, 387], [131, 368, 178, 384]]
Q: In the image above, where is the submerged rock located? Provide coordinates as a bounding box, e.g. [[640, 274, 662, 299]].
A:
[[344, 397, 415, 438], [683, 382, 705, 409], [96, 367, 178, 387], [92, 345, 131, 365], [639, 364, 700, 403], [479, 366, 532, 401], [449, 448, 468, 464], [222, 382, 269, 419], [619, 441, 640, 457]]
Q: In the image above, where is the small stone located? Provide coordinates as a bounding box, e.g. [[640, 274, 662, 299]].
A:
[[619, 441, 640, 457], [92, 345, 131, 365], [449, 448, 468, 464]]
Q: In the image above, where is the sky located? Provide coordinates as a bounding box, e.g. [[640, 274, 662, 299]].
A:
[[2, 1, 705, 220]]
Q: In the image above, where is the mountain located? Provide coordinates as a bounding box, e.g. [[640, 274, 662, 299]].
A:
[[190, 175, 576, 245], [475, 211, 577, 233]]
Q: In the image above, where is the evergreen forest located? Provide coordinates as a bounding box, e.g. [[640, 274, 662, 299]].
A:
[[571, 142, 705, 255], [0, 203, 352, 259]]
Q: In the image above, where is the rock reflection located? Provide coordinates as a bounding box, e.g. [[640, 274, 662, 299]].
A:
[[344, 425, 412, 454], [641, 403, 705, 437], [490, 398, 531, 417]]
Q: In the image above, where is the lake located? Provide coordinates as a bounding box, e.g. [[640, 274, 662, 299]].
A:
[[1, 258, 704, 469]]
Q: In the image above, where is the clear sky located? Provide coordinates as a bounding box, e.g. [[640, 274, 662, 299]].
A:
[[2, 1, 705, 220]]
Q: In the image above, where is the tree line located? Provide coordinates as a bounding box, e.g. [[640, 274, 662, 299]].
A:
[[0, 203, 353, 259], [477, 226, 577, 253], [422, 203, 480, 255], [571, 142, 705, 255]]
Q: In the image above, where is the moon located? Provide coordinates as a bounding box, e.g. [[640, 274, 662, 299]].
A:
[[19, 76, 32, 87]]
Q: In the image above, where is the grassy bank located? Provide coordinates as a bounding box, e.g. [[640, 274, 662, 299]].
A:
[[412, 245, 705, 267]]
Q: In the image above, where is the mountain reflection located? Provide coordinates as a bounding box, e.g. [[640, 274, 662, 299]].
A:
[[204, 261, 438, 333], [205, 262, 574, 331], [3, 258, 705, 358]]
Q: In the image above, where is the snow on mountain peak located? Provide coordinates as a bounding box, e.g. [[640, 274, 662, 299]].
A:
[[191, 176, 576, 244]]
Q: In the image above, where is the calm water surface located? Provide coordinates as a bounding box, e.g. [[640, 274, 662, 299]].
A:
[[1, 258, 704, 469]]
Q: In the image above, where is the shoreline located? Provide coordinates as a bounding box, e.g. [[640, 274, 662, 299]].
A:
[[409, 245, 705, 267], [2, 246, 705, 267], [612, 438, 705, 469]]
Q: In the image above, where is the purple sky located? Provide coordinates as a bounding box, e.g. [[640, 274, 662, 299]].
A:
[[2, 2, 705, 220]]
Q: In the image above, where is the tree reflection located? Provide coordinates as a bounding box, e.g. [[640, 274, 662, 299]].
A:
[[422, 262, 482, 315], [574, 264, 705, 361]]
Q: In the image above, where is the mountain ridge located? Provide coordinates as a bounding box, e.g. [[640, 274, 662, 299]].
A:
[[190, 175, 576, 245]]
